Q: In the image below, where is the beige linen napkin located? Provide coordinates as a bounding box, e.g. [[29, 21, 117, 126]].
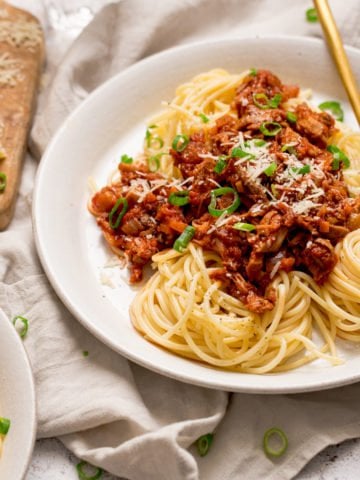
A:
[[1, 1, 360, 479]]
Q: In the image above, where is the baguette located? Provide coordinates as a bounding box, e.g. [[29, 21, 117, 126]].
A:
[[0, 1, 44, 229]]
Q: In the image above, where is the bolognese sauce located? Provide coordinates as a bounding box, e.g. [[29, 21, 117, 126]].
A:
[[90, 70, 360, 313]]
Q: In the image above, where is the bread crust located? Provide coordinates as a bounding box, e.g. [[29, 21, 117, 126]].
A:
[[0, 1, 44, 229]]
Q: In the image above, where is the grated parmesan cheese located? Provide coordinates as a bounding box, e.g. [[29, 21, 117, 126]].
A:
[[207, 212, 237, 234], [270, 260, 282, 279], [291, 200, 321, 215], [99, 271, 115, 288]]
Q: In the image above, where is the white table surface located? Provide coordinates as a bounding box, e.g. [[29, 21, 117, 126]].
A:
[[26, 436, 360, 479]]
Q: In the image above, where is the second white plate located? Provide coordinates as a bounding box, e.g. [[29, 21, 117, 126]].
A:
[[0, 310, 36, 479]]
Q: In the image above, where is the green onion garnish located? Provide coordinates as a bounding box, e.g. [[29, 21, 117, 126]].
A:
[[145, 125, 164, 149], [173, 226, 195, 253], [0, 417, 10, 435], [147, 155, 160, 172], [147, 152, 167, 172], [0, 172, 7, 193], [208, 187, 241, 217], [327, 145, 350, 169], [76, 461, 103, 480], [318, 101, 344, 122], [168, 190, 190, 206], [281, 144, 297, 155], [254, 139, 267, 147], [306, 7, 318, 23], [231, 147, 255, 160], [269, 93, 282, 108], [291, 164, 311, 175], [253, 93, 270, 110], [214, 155, 228, 174], [109, 197, 128, 229], [271, 184, 278, 197], [263, 427, 288, 458], [263, 162, 277, 176], [12, 315, 29, 339], [286, 111, 297, 123], [259, 121, 282, 137], [196, 433, 214, 457], [253, 93, 282, 110], [233, 222, 256, 232], [83, 351, 89, 357], [199, 113, 209, 123], [172, 134, 190, 152], [120, 154, 133, 164], [249, 68, 257, 76]]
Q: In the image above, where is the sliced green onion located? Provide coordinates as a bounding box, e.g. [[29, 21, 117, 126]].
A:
[[253, 93, 270, 110], [281, 144, 297, 155], [173, 226, 195, 253], [0, 172, 7, 193], [233, 222, 256, 232], [196, 433, 214, 457], [263, 427, 288, 457], [214, 155, 228, 174], [76, 461, 103, 480], [168, 190, 190, 206], [249, 68, 257, 76], [0, 417, 10, 435], [147, 152, 167, 172], [109, 197, 128, 229], [12, 315, 29, 339], [286, 111, 297, 123], [254, 139, 267, 147], [263, 162, 277, 176], [318, 101, 344, 122], [147, 155, 160, 172], [306, 7, 318, 23], [269, 93, 282, 108], [271, 184, 278, 197], [291, 164, 311, 175], [253, 93, 282, 110], [231, 147, 255, 160], [172, 134, 190, 152], [120, 154, 133, 164], [327, 145, 350, 169], [208, 187, 241, 217], [145, 125, 164, 149], [83, 351, 89, 357], [199, 113, 209, 123], [260, 121, 282, 137]]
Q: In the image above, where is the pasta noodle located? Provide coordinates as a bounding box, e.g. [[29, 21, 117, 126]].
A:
[[91, 68, 360, 373], [131, 243, 344, 372]]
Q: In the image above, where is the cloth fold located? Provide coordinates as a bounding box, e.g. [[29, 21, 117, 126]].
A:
[[2, 0, 360, 479]]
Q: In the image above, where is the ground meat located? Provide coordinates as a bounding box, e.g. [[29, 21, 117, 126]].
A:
[[302, 238, 338, 284], [293, 103, 336, 148], [234, 69, 299, 117]]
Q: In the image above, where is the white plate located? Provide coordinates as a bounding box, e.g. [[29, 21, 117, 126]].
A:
[[0, 310, 36, 479], [33, 36, 360, 393]]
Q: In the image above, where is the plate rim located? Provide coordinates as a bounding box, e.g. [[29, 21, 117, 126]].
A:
[[33, 35, 360, 394], [0, 310, 37, 479]]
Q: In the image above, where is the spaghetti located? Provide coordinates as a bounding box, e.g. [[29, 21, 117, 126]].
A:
[[90, 68, 360, 373]]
